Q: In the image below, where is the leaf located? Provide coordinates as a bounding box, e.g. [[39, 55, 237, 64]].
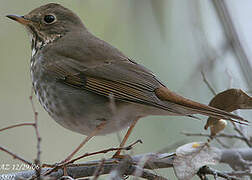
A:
[[173, 142, 221, 180], [204, 89, 252, 136]]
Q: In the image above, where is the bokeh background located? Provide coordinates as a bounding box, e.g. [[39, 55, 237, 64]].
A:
[[1, 0, 252, 179]]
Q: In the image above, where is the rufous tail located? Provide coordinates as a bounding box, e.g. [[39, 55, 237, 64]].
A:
[[155, 87, 248, 124]]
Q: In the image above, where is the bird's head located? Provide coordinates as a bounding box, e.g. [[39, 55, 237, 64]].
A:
[[7, 3, 85, 51]]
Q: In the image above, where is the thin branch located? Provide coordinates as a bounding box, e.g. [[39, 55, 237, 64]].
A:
[[2, 148, 252, 179], [3, 153, 174, 179], [182, 132, 248, 141], [131, 165, 168, 180], [59, 176, 75, 180], [201, 71, 217, 96], [70, 139, 142, 164], [92, 159, 105, 180], [224, 69, 251, 148], [0, 92, 42, 178], [0, 146, 33, 167], [41, 140, 142, 177], [215, 138, 230, 149], [0, 123, 35, 132], [198, 166, 239, 180], [227, 170, 252, 177], [231, 122, 252, 147], [29, 88, 42, 178]]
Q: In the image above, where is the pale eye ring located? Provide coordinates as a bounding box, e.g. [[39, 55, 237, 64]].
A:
[[44, 14, 56, 24]]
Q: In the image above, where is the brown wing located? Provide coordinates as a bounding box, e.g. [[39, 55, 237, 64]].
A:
[[45, 59, 247, 124], [45, 59, 189, 115]]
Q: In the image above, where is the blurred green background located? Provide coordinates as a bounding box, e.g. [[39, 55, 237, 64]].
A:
[[0, 0, 251, 179]]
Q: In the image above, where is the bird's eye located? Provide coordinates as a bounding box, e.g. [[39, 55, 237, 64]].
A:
[[44, 14, 56, 24]]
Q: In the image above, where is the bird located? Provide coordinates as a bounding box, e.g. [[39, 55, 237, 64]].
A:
[[6, 3, 247, 160]]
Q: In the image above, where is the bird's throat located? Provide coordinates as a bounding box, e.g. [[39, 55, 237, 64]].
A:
[[27, 25, 62, 58]]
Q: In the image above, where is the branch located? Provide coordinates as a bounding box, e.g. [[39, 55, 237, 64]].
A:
[[198, 166, 239, 180], [0, 123, 35, 132], [201, 71, 217, 96], [0, 153, 174, 179], [2, 148, 252, 179], [29, 89, 42, 178], [182, 132, 248, 142], [0, 146, 34, 167], [231, 122, 252, 147]]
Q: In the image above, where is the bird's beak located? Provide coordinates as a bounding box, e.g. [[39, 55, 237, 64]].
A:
[[6, 15, 31, 25]]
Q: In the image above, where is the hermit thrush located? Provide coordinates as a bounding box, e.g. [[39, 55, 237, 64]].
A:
[[7, 3, 246, 158]]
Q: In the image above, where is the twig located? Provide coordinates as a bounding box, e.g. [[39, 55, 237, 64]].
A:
[[29, 88, 42, 178], [224, 64, 251, 148], [198, 166, 239, 180], [92, 159, 105, 180], [42, 140, 142, 177], [215, 138, 230, 148], [63, 121, 107, 164], [181, 131, 239, 148], [132, 165, 168, 180], [0, 91, 42, 178], [59, 176, 75, 180], [197, 172, 209, 180], [3, 149, 252, 179], [24, 152, 174, 179], [109, 156, 168, 180], [0, 145, 33, 167], [231, 122, 252, 147], [227, 170, 252, 177], [182, 132, 248, 141], [69, 139, 142, 164], [201, 71, 217, 96], [225, 68, 234, 89], [157, 140, 186, 154], [182, 120, 251, 148], [0, 123, 35, 132]]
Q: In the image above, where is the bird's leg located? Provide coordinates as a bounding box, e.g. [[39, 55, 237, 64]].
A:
[[62, 121, 107, 163], [112, 117, 140, 158]]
